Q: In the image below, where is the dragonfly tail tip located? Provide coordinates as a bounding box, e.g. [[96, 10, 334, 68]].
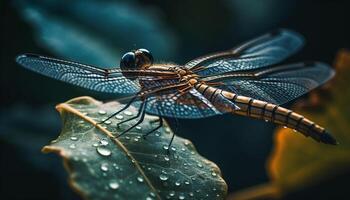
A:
[[320, 131, 338, 145]]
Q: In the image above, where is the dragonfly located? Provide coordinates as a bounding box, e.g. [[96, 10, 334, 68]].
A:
[[16, 29, 337, 149]]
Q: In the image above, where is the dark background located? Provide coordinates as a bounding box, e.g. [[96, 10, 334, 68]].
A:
[[1, 0, 349, 200]]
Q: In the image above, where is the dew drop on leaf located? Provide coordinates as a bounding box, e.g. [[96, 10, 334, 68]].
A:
[[70, 136, 78, 141], [69, 144, 76, 149], [109, 181, 119, 190], [175, 181, 181, 186], [100, 163, 109, 172], [124, 110, 133, 116], [178, 194, 185, 199], [159, 174, 169, 181], [98, 110, 107, 115], [115, 115, 124, 120], [137, 176, 144, 183], [169, 191, 175, 197], [96, 146, 112, 156], [149, 192, 156, 197], [99, 139, 109, 146]]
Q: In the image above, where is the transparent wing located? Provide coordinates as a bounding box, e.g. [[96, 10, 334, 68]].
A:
[[145, 88, 222, 119], [16, 54, 140, 94], [203, 62, 335, 105], [185, 29, 304, 76]]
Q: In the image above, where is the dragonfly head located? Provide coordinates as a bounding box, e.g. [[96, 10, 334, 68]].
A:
[[120, 48, 153, 71]]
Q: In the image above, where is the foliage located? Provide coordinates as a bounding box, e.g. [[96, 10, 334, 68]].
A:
[[42, 96, 227, 200]]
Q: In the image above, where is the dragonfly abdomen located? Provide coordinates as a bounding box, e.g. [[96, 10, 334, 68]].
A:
[[219, 90, 337, 145]]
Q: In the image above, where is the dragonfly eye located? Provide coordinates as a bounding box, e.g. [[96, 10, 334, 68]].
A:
[[135, 48, 153, 68], [120, 52, 137, 70]]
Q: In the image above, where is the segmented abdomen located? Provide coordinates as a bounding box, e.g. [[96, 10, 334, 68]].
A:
[[195, 83, 337, 145]]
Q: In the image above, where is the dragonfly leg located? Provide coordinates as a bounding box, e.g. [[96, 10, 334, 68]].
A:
[[166, 111, 179, 154], [117, 99, 146, 127], [116, 100, 147, 138], [142, 116, 163, 139], [99, 92, 140, 124]]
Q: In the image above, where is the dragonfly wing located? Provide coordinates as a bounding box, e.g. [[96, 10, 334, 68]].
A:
[[185, 29, 304, 76], [203, 62, 335, 105], [145, 88, 222, 119], [16, 54, 140, 94]]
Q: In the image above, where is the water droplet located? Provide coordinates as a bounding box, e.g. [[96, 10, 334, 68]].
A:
[[137, 176, 144, 183], [169, 191, 175, 197], [184, 180, 190, 185], [149, 192, 156, 197], [125, 136, 130, 140], [136, 126, 142, 130], [189, 192, 194, 197], [146, 197, 153, 200], [159, 174, 168, 181], [178, 194, 185, 199], [163, 145, 169, 150], [100, 163, 109, 172], [78, 120, 85, 124], [134, 138, 139, 142], [93, 143, 99, 147], [70, 136, 78, 141], [97, 147, 111, 156], [98, 110, 107, 115], [184, 141, 189, 146], [191, 177, 196, 181], [181, 148, 186, 151], [164, 156, 170, 161], [211, 172, 217, 177], [171, 147, 176, 151], [175, 181, 181, 186], [116, 115, 124, 120], [104, 120, 111, 125], [197, 163, 203, 168], [109, 181, 119, 190], [165, 127, 171, 133], [155, 133, 160, 137], [124, 110, 133, 116], [69, 144, 76, 149], [100, 139, 108, 146]]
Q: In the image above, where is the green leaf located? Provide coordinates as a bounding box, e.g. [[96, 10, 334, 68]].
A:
[[42, 96, 227, 200]]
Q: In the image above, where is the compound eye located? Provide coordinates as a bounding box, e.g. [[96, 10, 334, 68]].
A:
[[120, 52, 136, 70], [137, 48, 153, 68]]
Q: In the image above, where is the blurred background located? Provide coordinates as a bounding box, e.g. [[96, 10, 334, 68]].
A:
[[1, 0, 350, 200]]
